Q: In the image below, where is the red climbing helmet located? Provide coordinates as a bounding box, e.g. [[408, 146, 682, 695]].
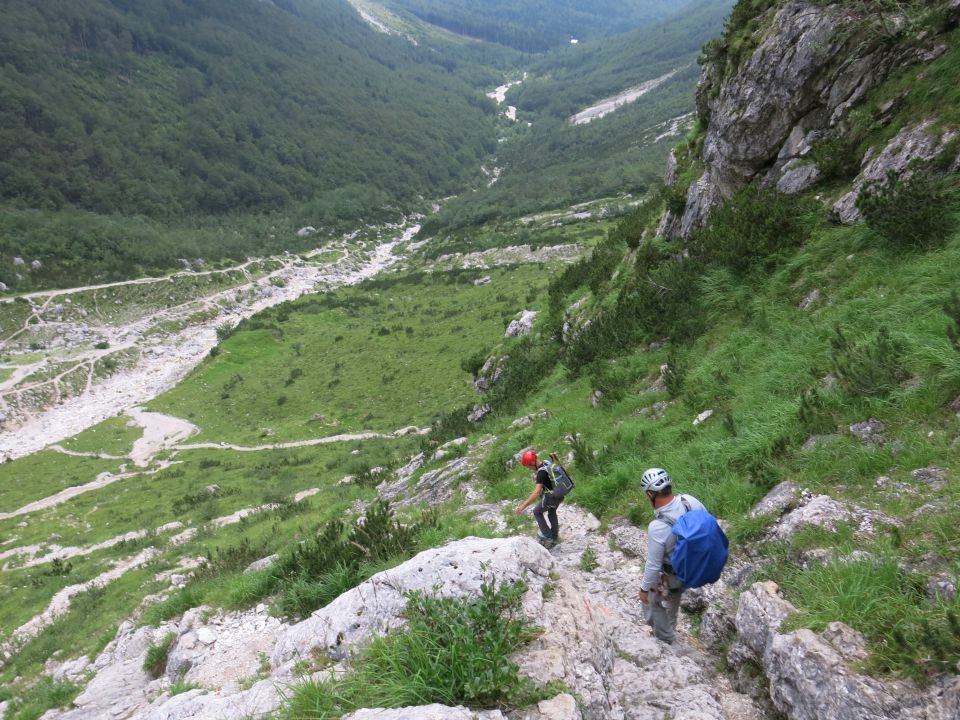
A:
[[521, 450, 538, 468]]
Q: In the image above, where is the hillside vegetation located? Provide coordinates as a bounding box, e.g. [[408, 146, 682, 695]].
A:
[[4, 0, 960, 718], [381, 0, 695, 51], [419, 0, 733, 234], [0, 0, 504, 291]]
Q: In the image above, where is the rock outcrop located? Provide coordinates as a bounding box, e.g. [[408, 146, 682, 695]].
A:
[[832, 120, 959, 223], [668, 1, 951, 237], [729, 582, 960, 720]]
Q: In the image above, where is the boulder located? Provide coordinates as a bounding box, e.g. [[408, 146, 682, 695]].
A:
[[750, 481, 801, 519], [505, 310, 538, 338], [473, 355, 507, 393], [606, 519, 647, 559], [849, 418, 884, 443], [911, 466, 947, 490], [467, 405, 491, 423], [296, 226, 317, 237]]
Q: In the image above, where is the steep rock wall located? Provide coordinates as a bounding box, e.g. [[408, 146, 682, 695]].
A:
[[662, 0, 958, 238]]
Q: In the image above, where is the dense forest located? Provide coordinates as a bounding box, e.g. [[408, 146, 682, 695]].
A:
[[0, 0, 500, 221], [0, 0, 730, 291], [382, 0, 694, 52], [420, 0, 732, 233]]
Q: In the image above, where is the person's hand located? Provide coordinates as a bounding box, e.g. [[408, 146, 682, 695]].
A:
[[639, 589, 649, 605], [515, 506, 523, 515]]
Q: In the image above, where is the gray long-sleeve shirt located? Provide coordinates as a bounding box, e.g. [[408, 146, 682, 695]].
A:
[[640, 493, 706, 591]]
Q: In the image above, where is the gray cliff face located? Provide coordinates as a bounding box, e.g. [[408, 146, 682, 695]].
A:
[[673, 1, 911, 237]]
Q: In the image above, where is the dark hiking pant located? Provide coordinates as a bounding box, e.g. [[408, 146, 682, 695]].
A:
[[533, 492, 563, 540]]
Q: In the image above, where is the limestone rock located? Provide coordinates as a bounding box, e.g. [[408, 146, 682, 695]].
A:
[[729, 581, 797, 664], [765, 629, 924, 720], [678, 1, 907, 236], [606, 519, 646, 559], [510, 410, 548, 429], [693, 409, 714, 426], [165, 606, 283, 688], [473, 355, 506, 393], [769, 494, 898, 542], [49, 621, 177, 719], [467, 405, 492, 423], [133, 679, 280, 719], [750, 481, 800, 519], [927, 573, 957, 603], [342, 707, 506, 720], [296, 226, 317, 237], [912, 466, 947, 490], [820, 621, 870, 664], [833, 120, 958, 223], [271, 536, 552, 668], [849, 418, 884, 443], [505, 310, 538, 338], [473, 275, 492, 286], [244, 555, 278, 573], [798, 288, 820, 311], [777, 161, 820, 194]]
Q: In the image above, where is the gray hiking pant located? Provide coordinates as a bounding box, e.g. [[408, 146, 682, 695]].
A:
[[643, 588, 682, 644], [533, 492, 562, 540]]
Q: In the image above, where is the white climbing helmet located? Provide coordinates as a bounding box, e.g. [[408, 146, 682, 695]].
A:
[[640, 467, 671, 493]]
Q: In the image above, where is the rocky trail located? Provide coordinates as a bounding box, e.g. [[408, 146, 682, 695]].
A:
[[6, 423, 956, 719]]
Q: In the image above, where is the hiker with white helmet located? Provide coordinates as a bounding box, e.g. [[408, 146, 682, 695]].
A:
[[637, 467, 708, 644], [515, 449, 574, 548]]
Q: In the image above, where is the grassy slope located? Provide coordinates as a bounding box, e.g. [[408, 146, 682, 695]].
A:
[[149, 265, 552, 443], [0, 258, 569, 701]]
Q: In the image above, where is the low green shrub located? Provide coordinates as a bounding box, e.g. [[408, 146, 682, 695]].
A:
[[282, 578, 544, 718], [830, 325, 907, 398], [274, 501, 432, 618], [143, 632, 176, 679], [856, 170, 955, 250], [579, 547, 599, 572], [693, 185, 818, 274]]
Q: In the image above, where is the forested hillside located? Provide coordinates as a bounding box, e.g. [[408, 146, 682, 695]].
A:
[[420, 0, 733, 233], [381, 0, 694, 52], [0, 0, 498, 218]]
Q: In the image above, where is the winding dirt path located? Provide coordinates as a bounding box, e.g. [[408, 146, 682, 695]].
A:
[[0, 225, 418, 460]]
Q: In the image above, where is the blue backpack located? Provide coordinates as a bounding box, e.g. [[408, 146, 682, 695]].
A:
[[664, 497, 728, 588]]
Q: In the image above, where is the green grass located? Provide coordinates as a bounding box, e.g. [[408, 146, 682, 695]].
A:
[[0, 451, 121, 512], [60, 415, 143, 456], [282, 578, 547, 718], [150, 267, 554, 444], [0, 676, 80, 720]]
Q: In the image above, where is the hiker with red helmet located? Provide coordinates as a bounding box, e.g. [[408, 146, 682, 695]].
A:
[[514, 449, 574, 548]]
